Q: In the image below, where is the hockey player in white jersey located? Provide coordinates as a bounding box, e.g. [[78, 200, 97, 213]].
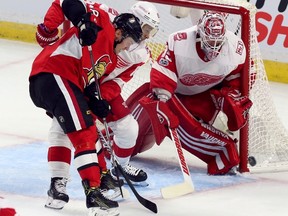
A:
[[129, 11, 253, 175], [35, 0, 160, 210]]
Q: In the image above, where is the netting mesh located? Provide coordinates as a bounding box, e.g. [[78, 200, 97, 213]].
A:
[[98, 0, 288, 172]]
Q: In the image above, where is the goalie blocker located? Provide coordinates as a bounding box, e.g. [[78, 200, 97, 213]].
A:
[[127, 83, 240, 175]]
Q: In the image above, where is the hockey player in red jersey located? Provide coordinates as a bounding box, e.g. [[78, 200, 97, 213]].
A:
[[36, 0, 160, 194], [29, 0, 142, 215], [128, 11, 253, 175]]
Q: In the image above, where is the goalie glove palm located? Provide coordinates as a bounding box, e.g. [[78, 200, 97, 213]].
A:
[[210, 87, 253, 131]]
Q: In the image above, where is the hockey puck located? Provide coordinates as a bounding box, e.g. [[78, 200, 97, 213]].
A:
[[248, 156, 257, 166]]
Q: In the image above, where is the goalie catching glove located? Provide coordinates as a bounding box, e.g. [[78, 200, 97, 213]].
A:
[[36, 23, 59, 48], [84, 82, 111, 119], [210, 87, 253, 131]]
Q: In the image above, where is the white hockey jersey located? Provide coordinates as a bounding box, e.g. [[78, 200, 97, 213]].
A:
[[151, 26, 246, 96]]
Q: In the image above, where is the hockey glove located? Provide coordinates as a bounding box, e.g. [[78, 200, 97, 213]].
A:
[[210, 87, 253, 131], [84, 82, 111, 119], [139, 96, 179, 144], [77, 13, 102, 46], [88, 98, 111, 119], [36, 23, 59, 48]]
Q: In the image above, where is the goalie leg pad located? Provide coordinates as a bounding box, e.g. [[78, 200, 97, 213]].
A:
[[169, 96, 240, 175]]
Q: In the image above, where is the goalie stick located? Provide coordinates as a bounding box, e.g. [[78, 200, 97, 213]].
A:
[[161, 128, 194, 199], [88, 46, 158, 213]]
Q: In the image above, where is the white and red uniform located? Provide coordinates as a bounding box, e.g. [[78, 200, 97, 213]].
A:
[[151, 26, 246, 124], [128, 26, 247, 175], [41, 0, 151, 179]]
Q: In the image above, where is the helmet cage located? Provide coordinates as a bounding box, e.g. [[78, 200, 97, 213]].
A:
[[198, 12, 226, 60]]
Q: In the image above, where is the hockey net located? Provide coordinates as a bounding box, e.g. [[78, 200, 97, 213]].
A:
[[93, 0, 288, 172]]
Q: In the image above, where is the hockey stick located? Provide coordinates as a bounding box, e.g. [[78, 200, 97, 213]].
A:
[[161, 127, 194, 199], [88, 46, 157, 213], [87, 45, 124, 197], [97, 126, 157, 213]]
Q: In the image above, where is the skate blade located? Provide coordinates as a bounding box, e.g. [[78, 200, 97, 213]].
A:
[[88, 207, 119, 216], [45, 196, 67, 210]]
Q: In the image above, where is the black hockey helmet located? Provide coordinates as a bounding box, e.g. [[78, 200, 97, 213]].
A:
[[113, 13, 143, 43]]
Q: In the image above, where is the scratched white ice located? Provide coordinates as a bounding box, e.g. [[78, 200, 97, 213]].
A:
[[0, 39, 288, 216]]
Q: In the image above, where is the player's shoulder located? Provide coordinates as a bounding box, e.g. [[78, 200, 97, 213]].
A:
[[226, 30, 246, 57], [168, 26, 197, 43], [120, 41, 150, 64], [99, 3, 119, 22], [226, 31, 245, 48]]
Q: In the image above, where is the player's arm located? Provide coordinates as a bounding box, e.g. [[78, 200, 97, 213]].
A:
[[36, 0, 64, 47], [150, 35, 179, 102], [36, 0, 86, 47], [62, 0, 102, 46]]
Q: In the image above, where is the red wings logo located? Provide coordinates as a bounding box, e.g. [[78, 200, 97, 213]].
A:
[[179, 73, 223, 86]]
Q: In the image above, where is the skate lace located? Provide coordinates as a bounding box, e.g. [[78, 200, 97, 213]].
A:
[[123, 164, 141, 176], [55, 178, 68, 194]]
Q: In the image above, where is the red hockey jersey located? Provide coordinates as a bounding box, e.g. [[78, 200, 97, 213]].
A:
[[30, 3, 117, 91], [36, 0, 150, 101]]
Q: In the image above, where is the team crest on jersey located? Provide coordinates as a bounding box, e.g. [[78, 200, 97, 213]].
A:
[[179, 73, 223, 86], [236, 41, 244, 55], [87, 54, 112, 82], [173, 32, 187, 41]]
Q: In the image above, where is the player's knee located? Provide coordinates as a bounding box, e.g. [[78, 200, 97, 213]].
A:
[[113, 115, 139, 138], [67, 125, 98, 152], [111, 115, 139, 149]]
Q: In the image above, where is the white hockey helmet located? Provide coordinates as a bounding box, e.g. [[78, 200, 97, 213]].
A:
[[197, 11, 226, 60], [130, 1, 160, 38]]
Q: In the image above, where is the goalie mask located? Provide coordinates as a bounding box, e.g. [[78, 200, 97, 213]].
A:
[[130, 1, 160, 38], [197, 12, 226, 60]]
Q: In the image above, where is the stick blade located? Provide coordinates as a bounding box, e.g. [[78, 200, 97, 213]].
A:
[[161, 181, 194, 199]]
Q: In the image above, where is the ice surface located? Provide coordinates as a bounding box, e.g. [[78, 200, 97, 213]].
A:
[[1, 39, 288, 216]]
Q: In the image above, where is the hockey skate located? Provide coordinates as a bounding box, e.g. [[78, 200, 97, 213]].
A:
[[82, 180, 119, 216], [100, 170, 130, 200], [45, 177, 69, 210], [111, 164, 148, 187]]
